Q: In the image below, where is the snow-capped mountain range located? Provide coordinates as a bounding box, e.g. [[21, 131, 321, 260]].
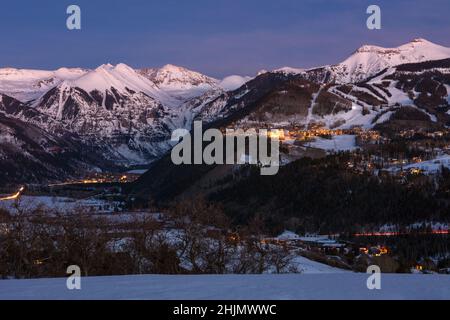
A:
[[0, 63, 250, 105], [277, 38, 450, 83], [0, 61, 254, 178], [1, 38, 450, 184]]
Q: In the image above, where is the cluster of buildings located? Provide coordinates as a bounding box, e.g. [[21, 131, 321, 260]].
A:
[[82, 172, 141, 184], [261, 231, 391, 267], [397, 129, 448, 139], [50, 172, 142, 186], [356, 130, 389, 145]]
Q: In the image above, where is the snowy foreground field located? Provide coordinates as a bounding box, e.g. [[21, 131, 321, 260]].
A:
[[0, 273, 449, 300]]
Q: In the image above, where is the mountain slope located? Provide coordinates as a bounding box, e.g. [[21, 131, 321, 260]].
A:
[[0, 111, 120, 184], [171, 55, 450, 133], [128, 57, 450, 205], [29, 64, 182, 164]]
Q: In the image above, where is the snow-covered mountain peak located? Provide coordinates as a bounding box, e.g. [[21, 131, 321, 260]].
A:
[[354, 44, 386, 53], [160, 64, 187, 73], [51, 63, 178, 109], [411, 37, 428, 42], [396, 38, 450, 58], [354, 38, 445, 53], [53, 67, 87, 79], [95, 63, 114, 70], [113, 63, 137, 73], [138, 64, 220, 102], [274, 66, 306, 75], [140, 64, 218, 88], [332, 38, 450, 83], [68, 63, 153, 94], [401, 37, 436, 47]]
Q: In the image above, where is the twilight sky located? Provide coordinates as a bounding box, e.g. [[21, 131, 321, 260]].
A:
[[1, 0, 449, 78]]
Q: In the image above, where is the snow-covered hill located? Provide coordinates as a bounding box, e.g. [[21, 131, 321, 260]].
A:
[[219, 75, 253, 91], [1, 273, 449, 300]]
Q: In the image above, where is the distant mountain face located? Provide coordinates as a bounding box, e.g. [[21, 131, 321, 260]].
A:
[[1, 38, 450, 185], [138, 64, 220, 102], [0, 67, 88, 102]]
